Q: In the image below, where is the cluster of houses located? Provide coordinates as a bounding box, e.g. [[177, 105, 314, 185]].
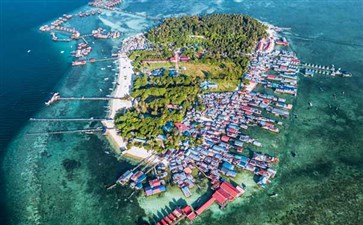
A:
[[144, 179, 167, 197], [116, 37, 301, 224], [120, 34, 149, 53], [88, 0, 122, 11], [150, 47, 299, 201], [245, 50, 300, 96], [155, 181, 245, 225]]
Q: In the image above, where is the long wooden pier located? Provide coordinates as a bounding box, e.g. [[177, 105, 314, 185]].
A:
[[26, 128, 103, 135], [131, 154, 155, 172], [144, 164, 158, 175], [81, 36, 88, 44], [29, 118, 113, 122], [90, 57, 118, 63], [58, 97, 123, 101]]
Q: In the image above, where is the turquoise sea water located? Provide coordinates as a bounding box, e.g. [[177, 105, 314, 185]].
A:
[[1, 0, 362, 224]]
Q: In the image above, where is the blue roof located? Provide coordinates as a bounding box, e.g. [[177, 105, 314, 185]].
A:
[[238, 161, 247, 168], [226, 170, 237, 177], [163, 121, 174, 133], [213, 145, 226, 152], [222, 161, 235, 170], [234, 140, 244, 147], [228, 124, 239, 130], [138, 174, 146, 182], [240, 156, 249, 163], [168, 69, 178, 76]]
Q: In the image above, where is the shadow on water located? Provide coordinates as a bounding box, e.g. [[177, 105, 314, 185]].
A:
[[151, 197, 189, 222]]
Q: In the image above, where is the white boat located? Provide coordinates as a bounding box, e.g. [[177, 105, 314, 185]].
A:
[[60, 51, 65, 54], [27, 50, 31, 53], [45, 92, 60, 106]]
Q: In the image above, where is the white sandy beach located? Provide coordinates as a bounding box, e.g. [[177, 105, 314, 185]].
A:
[[102, 52, 152, 159]]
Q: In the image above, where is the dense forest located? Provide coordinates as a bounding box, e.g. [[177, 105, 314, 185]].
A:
[[115, 74, 203, 151], [115, 14, 267, 152], [147, 14, 267, 58]]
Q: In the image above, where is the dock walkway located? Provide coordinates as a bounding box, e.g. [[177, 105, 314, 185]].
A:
[[26, 128, 103, 135], [29, 118, 113, 122], [58, 97, 123, 101]]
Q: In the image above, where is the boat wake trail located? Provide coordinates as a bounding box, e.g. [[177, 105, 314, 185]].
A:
[[290, 33, 363, 48]]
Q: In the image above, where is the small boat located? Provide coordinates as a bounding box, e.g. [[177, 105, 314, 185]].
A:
[[341, 71, 352, 77], [60, 51, 65, 54], [27, 50, 31, 53], [309, 102, 313, 107], [45, 92, 60, 106], [101, 68, 106, 71]]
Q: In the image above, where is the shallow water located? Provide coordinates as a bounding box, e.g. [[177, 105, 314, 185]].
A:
[[2, 0, 363, 224]]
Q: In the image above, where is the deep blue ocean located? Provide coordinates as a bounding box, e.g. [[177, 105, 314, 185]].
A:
[[1, 0, 362, 224], [0, 0, 90, 223]]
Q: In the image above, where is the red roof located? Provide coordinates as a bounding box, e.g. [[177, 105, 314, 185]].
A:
[[168, 213, 176, 221], [292, 59, 300, 63], [257, 39, 265, 51], [220, 182, 241, 199], [219, 187, 231, 199], [175, 122, 189, 132], [172, 208, 182, 218], [265, 122, 274, 127], [186, 212, 196, 221], [149, 179, 161, 187], [195, 197, 215, 215], [221, 136, 230, 142], [160, 218, 168, 225], [182, 205, 193, 215], [227, 128, 238, 134], [242, 106, 251, 111], [164, 216, 172, 224], [213, 189, 229, 206], [267, 75, 275, 79]]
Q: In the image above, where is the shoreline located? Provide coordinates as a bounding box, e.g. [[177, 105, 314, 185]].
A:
[[102, 51, 152, 160], [103, 24, 277, 159]]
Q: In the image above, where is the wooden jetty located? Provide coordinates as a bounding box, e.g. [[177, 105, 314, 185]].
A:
[[29, 118, 113, 122], [26, 128, 103, 135], [58, 97, 123, 101], [90, 57, 118, 63], [131, 154, 155, 172]]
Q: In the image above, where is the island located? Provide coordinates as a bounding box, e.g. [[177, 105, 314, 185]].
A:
[[115, 15, 268, 151], [111, 14, 297, 223], [37, 4, 353, 224]]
